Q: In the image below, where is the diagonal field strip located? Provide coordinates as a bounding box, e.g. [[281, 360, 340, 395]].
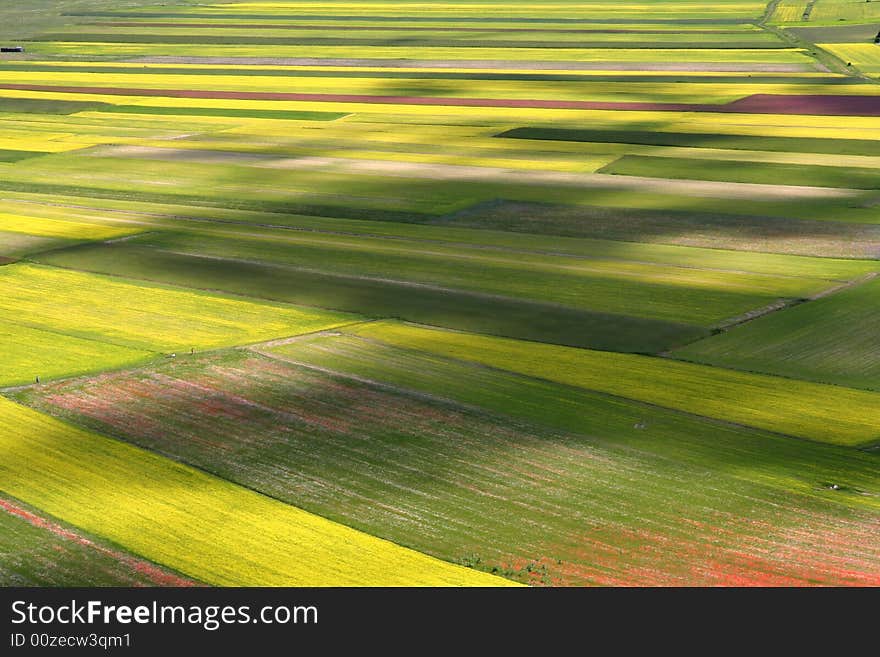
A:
[[339, 321, 880, 447], [0, 397, 516, 586], [14, 348, 880, 586]]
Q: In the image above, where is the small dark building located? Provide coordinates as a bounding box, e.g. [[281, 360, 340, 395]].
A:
[[1, 46, 24, 53]]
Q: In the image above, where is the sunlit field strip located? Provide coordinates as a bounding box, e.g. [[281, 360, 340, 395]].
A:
[[345, 321, 880, 446], [91, 134, 880, 173], [0, 263, 356, 352], [2, 150, 877, 226], [96, 2, 766, 20], [5, 92, 880, 144], [126, 228, 840, 326], [770, 0, 808, 22], [0, 212, 140, 240], [820, 44, 880, 77], [43, 26, 785, 45], [103, 123, 880, 167], [0, 320, 154, 388], [4, 83, 878, 123], [0, 493, 197, 586], [70, 19, 768, 31], [0, 397, 514, 586], [0, 136, 91, 153]]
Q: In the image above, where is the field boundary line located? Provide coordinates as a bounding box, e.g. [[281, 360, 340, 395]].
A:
[[248, 319, 381, 350], [712, 298, 801, 331], [807, 271, 879, 300], [708, 271, 880, 333]]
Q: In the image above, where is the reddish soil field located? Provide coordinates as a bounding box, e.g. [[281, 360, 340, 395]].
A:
[[725, 93, 880, 116]]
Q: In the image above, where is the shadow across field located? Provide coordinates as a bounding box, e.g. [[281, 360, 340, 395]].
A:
[[32, 242, 702, 353]]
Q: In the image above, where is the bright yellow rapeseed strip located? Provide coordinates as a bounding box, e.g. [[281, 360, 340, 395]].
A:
[[0, 398, 514, 586], [0, 212, 139, 240], [0, 320, 153, 387], [0, 264, 356, 351]]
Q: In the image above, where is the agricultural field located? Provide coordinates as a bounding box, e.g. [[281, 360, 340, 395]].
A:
[[13, 349, 879, 586], [0, 494, 198, 586], [280, 320, 880, 447], [676, 275, 880, 391], [0, 0, 879, 587], [0, 396, 511, 586]]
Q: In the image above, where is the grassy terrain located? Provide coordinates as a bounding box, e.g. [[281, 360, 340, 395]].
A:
[[13, 349, 879, 586], [31, 242, 703, 353], [0, 320, 153, 388], [51, 228, 845, 325], [676, 276, 880, 391], [258, 331, 880, 485], [820, 43, 880, 77], [0, 395, 514, 586], [1, 1, 206, 39], [0, 263, 354, 352], [445, 201, 880, 258], [0, 231, 66, 258], [323, 321, 880, 446], [0, 211, 140, 239], [600, 155, 880, 189], [2, 0, 880, 586]]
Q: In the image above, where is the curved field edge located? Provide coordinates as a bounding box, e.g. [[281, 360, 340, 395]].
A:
[[0, 397, 517, 587]]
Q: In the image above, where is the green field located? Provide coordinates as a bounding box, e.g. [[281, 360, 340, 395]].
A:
[[676, 276, 880, 391], [1, 0, 879, 587], [600, 155, 880, 189], [0, 263, 354, 352], [13, 349, 879, 586], [325, 320, 880, 446]]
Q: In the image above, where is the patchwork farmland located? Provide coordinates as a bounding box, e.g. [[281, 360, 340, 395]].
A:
[[0, 0, 878, 587]]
